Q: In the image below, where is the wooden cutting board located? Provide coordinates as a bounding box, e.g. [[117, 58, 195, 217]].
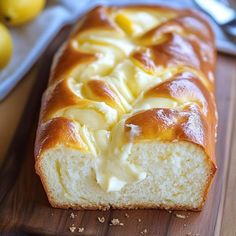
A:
[[0, 26, 236, 236]]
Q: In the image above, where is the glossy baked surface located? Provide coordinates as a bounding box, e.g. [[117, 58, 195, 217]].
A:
[[36, 6, 216, 159], [35, 5, 217, 207]]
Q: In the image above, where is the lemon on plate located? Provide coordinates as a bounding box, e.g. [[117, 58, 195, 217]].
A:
[[0, 23, 13, 69], [0, 0, 45, 26]]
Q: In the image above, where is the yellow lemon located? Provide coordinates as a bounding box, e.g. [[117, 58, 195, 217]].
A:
[[0, 0, 45, 26], [0, 23, 13, 69]]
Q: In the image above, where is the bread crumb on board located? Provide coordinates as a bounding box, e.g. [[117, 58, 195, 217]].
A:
[[69, 226, 76, 233], [69, 224, 84, 233], [138, 218, 142, 222], [186, 232, 199, 236], [125, 213, 129, 218], [78, 227, 84, 233], [175, 214, 186, 219], [70, 212, 76, 219], [140, 229, 148, 235], [98, 216, 105, 223], [110, 218, 124, 226]]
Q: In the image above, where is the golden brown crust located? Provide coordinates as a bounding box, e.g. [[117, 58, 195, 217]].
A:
[[125, 105, 215, 163], [40, 78, 89, 121], [35, 5, 218, 210], [50, 202, 203, 211], [34, 117, 87, 158], [83, 80, 125, 113], [74, 6, 117, 35], [137, 71, 217, 159], [144, 72, 211, 113], [49, 43, 96, 85]]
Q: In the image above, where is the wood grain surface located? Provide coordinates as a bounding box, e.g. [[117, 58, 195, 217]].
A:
[[0, 26, 236, 236]]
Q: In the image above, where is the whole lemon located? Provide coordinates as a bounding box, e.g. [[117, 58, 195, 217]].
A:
[[0, 23, 13, 69], [0, 0, 45, 26]]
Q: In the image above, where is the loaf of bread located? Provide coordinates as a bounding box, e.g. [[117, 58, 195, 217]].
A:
[[35, 5, 217, 210]]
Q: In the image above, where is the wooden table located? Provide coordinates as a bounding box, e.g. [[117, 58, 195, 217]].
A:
[[0, 66, 37, 163], [0, 47, 236, 235]]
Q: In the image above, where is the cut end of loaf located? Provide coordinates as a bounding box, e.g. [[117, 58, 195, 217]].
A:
[[35, 141, 215, 210]]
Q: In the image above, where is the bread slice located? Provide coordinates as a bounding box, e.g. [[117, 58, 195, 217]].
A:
[[35, 5, 217, 210]]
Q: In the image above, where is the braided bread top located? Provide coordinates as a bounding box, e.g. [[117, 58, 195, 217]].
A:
[[35, 5, 217, 192]]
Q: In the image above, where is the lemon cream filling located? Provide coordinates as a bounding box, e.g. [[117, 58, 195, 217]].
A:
[[93, 120, 146, 192]]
